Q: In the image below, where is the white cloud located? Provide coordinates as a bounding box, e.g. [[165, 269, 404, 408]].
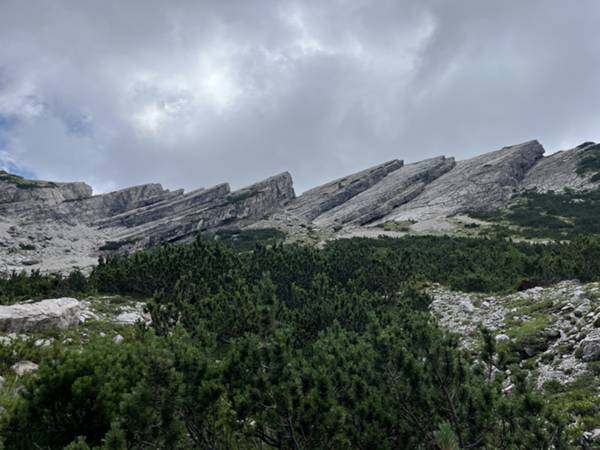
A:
[[0, 0, 598, 194]]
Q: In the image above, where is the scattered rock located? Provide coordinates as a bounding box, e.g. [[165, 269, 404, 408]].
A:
[[431, 280, 600, 386], [11, 360, 39, 376], [495, 334, 510, 342], [113, 334, 124, 344], [34, 338, 52, 347]]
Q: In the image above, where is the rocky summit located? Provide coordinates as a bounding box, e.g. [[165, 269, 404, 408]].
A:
[[1, 139, 599, 272]]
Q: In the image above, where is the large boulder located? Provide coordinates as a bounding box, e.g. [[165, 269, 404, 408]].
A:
[[579, 329, 600, 361], [0, 298, 82, 332], [11, 360, 39, 376]]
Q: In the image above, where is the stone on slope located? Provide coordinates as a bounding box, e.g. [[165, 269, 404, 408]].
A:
[[0, 298, 82, 332], [313, 156, 456, 227], [11, 360, 39, 376], [383, 140, 545, 222], [286, 160, 403, 221], [522, 142, 600, 192], [579, 329, 600, 362]]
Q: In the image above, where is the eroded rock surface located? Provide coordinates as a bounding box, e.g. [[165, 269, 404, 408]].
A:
[[522, 142, 600, 192]]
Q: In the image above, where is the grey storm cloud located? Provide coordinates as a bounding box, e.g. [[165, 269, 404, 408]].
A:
[[0, 0, 598, 194]]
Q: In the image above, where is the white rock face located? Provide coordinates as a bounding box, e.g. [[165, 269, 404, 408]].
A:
[[11, 360, 39, 376], [0, 298, 82, 332], [1, 139, 598, 273], [385, 140, 544, 222]]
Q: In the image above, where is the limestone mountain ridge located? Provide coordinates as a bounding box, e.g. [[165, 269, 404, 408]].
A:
[[1, 139, 599, 273]]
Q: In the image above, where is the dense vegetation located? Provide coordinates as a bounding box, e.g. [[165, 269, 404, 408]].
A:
[[469, 187, 600, 240], [576, 143, 600, 182], [4, 234, 600, 448], [4, 234, 600, 305]]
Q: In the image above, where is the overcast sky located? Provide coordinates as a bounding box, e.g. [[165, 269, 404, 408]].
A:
[[0, 1, 598, 194]]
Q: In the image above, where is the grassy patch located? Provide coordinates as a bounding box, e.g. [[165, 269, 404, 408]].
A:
[[207, 227, 286, 252], [503, 315, 553, 360], [576, 143, 600, 181], [544, 374, 600, 430], [380, 220, 415, 232], [0, 170, 57, 189], [468, 187, 600, 240]]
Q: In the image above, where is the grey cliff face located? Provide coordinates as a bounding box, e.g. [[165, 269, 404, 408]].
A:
[[0, 171, 92, 206], [285, 160, 403, 221], [383, 140, 545, 222], [312, 156, 456, 227]]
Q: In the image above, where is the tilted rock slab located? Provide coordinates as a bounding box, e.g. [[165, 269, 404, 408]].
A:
[[0, 298, 82, 332], [285, 160, 403, 221], [314, 156, 456, 227], [522, 142, 600, 192], [383, 140, 545, 222]]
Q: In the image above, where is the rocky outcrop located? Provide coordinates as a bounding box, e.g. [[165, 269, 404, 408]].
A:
[[382, 140, 545, 222], [0, 298, 82, 332], [58, 183, 180, 223], [313, 157, 456, 227], [95, 185, 227, 229], [431, 280, 600, 387], [580, 329, 600, 362], [0, 169, 295, 271], [0, 171, 92, 206], [522, 142, 600, 192], [114, 172, 295, 248], [285, 160, 403, 221], [2, 137, 599, 272]]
